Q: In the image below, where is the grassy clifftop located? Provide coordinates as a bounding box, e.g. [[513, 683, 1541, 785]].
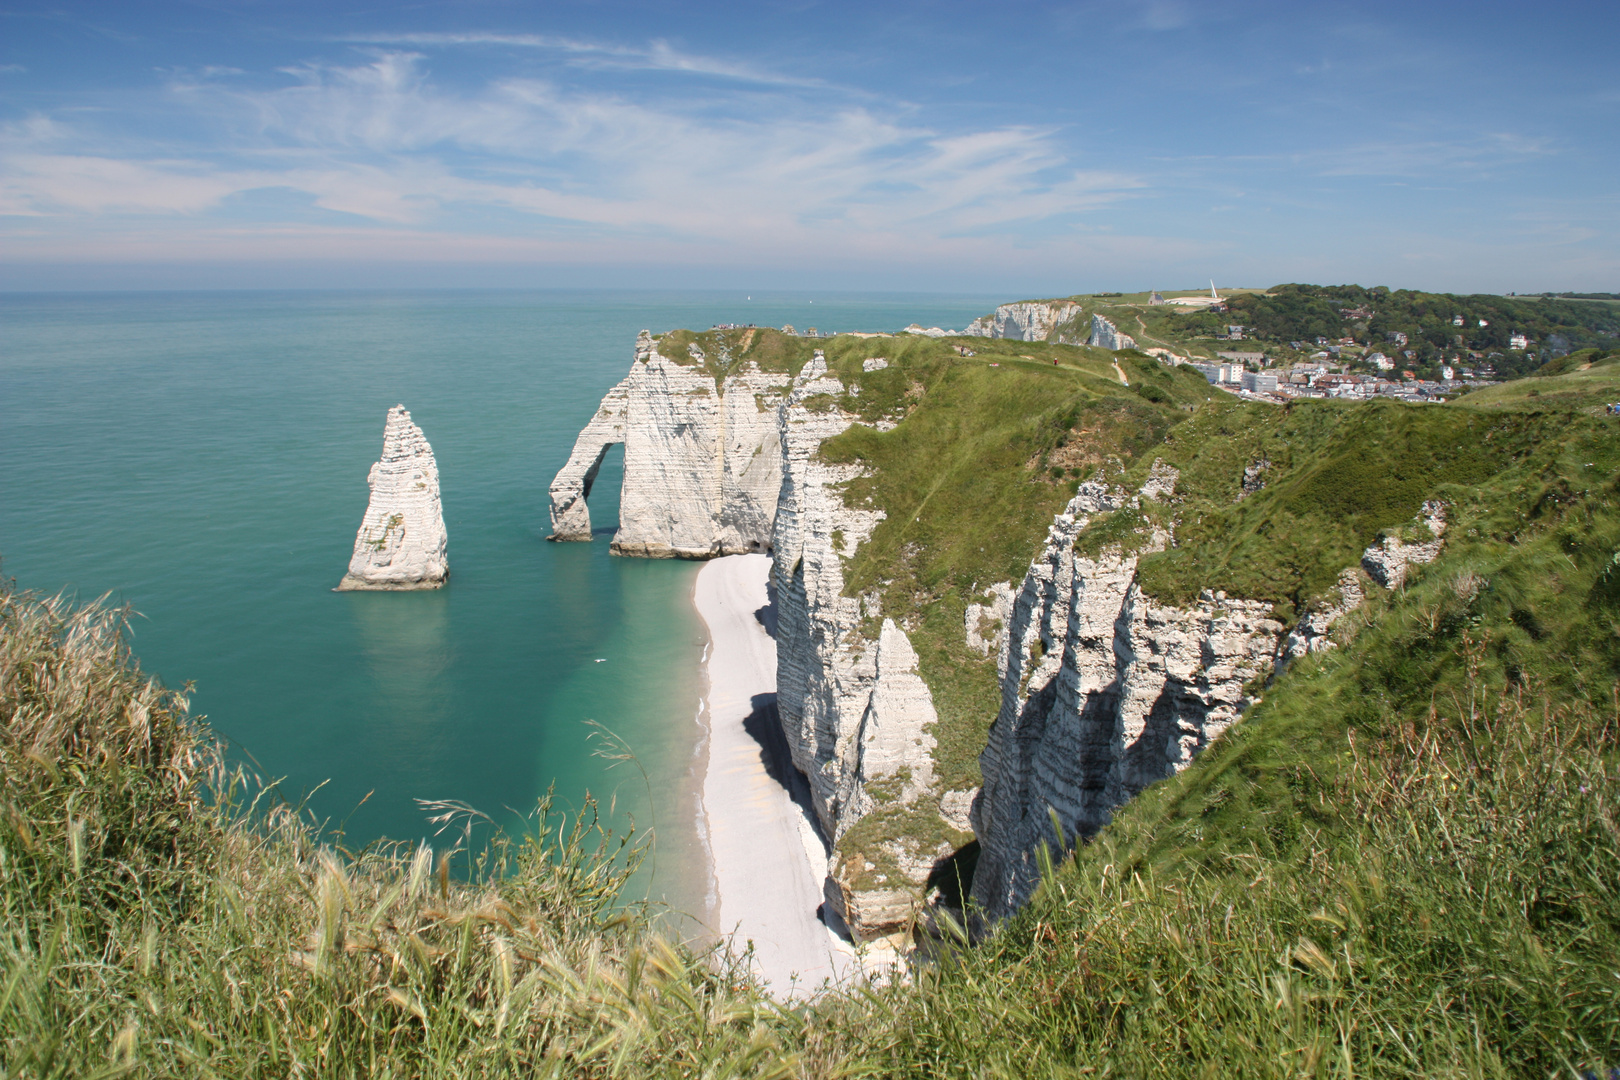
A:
[[5, 336, 1616, 1076]]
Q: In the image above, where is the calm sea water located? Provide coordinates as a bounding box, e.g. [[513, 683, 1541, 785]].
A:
[[0, 289, 999, 909]]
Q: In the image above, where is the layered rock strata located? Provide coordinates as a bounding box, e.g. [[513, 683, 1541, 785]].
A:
[[338, 405, 448, 591], [968, 476, 1282, 919], [1086, 314, 1137, 351], [552, 342, 956, 937], [768, 355, 953, 937], [964, 301, 1083, 343], [969, 483, 1453, 920], [548, 331, 792, 558]]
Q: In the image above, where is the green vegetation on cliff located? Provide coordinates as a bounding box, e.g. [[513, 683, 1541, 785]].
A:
[[815, 337, 1210, 795], [869, 403, 1620, 1077], [5, 333, 1617, 1077]]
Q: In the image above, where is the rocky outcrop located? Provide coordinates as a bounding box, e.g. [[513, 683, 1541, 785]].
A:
[[1086, 314, 1137, 351], [547, 381, 629, 541], [964, 301, 1083, 343], [970, 483, 1454, 920], [969, 475, 1284, 918], [1278, 568, 1364, 662], [1362, 502, 1447, 588], [338, 406, 449, 591], [547, 331, 792, 558]]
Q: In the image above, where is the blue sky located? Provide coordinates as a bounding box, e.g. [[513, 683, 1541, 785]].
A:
[[2, 0, 1616, 293]]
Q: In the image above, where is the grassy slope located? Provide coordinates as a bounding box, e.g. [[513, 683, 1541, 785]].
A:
[[1454, 349, 1620, 412], [6, 347, 1618, 1075], [843, 388, 1620, 1078], [801, 338, 1212, 882]]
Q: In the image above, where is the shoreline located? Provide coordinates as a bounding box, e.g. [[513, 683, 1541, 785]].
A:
[[691, 554, 856, 995]]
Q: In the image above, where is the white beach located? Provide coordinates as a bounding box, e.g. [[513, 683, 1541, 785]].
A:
[[693, 554, 855, 995]]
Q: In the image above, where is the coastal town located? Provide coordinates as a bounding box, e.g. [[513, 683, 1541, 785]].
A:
[[1185, 352, 1498, 403]]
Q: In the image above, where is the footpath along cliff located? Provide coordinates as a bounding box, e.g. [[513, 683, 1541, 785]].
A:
[[550, 326, 1494, 938]]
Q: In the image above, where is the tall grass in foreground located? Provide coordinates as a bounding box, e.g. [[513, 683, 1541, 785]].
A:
[[5, 574, 1617, 1078], [854, 659, 1620, 1078], [0, 585, 800, 1078]]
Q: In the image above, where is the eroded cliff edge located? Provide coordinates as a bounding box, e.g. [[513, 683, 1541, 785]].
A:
[[549, 328, 1485, 939], [548, 330, 968, 937], [548, 330, 787, 557]]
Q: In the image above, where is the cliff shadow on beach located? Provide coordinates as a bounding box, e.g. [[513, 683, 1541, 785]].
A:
[[740, 694, 822, 840]]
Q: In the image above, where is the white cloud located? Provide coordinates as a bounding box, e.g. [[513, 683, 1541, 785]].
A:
[[341, 32, 834, 90], [1, 51, 1143, 261]]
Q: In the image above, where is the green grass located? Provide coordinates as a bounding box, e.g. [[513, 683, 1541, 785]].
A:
[[1454, 348, 1620, 413], [1085, 398, 1620, 622], [815, 339, 1203, 794], [0, 586, 803, 1078], [652, 326, 822, 381], [7, 341, 1620, 1077], [822, 435, 1620, 1077]]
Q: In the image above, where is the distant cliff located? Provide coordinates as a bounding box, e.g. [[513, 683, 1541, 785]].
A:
[[964, 301, 1084, 343]]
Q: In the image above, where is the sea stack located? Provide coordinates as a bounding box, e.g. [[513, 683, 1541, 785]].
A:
[[336, 405, 449, 591]]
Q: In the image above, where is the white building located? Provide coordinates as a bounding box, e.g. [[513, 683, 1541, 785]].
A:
[[1510, 332, 1530, 349], [1241, 370, 1279, 394]]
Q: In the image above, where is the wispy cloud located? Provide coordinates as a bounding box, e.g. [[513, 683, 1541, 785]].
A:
[[340, 32, 835, 90], [0, 50, 1142, 267]]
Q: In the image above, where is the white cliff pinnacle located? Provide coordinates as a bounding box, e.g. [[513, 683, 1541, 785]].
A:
[[337, 405, 448, 591]]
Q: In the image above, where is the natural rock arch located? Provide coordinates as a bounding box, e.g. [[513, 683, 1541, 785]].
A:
[[547, 380, 629, 542]]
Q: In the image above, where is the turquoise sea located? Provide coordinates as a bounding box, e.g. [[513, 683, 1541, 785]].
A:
[[0, 289, 999, 910]]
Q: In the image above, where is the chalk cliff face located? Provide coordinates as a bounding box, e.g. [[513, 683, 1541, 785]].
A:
[[1086, 314, 1137, 351], [967, 475, 1282, 918], [768, 356, 952, 936], [969, 479, 1451, 920], [553, 328, 1461, 935], [964, 301, 1083, 343], [548, 331, 791, 558], [338, 405, 449, 591], [553, 338, 960, 937]]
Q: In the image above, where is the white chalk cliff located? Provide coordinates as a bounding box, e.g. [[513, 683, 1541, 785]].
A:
[[551, 329, 1459, 935], [552, 340, 960, 937], [1086, 314, 1137, 351], [338, 405, 448, 591], [969, 479, 1451, 920], [964, 301, 1084, 343], [768, 354, 959, 935], [548, 331, 789, 557]]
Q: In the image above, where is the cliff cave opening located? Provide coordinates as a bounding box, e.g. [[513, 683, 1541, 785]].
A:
[[585, 441, 626, 539]]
